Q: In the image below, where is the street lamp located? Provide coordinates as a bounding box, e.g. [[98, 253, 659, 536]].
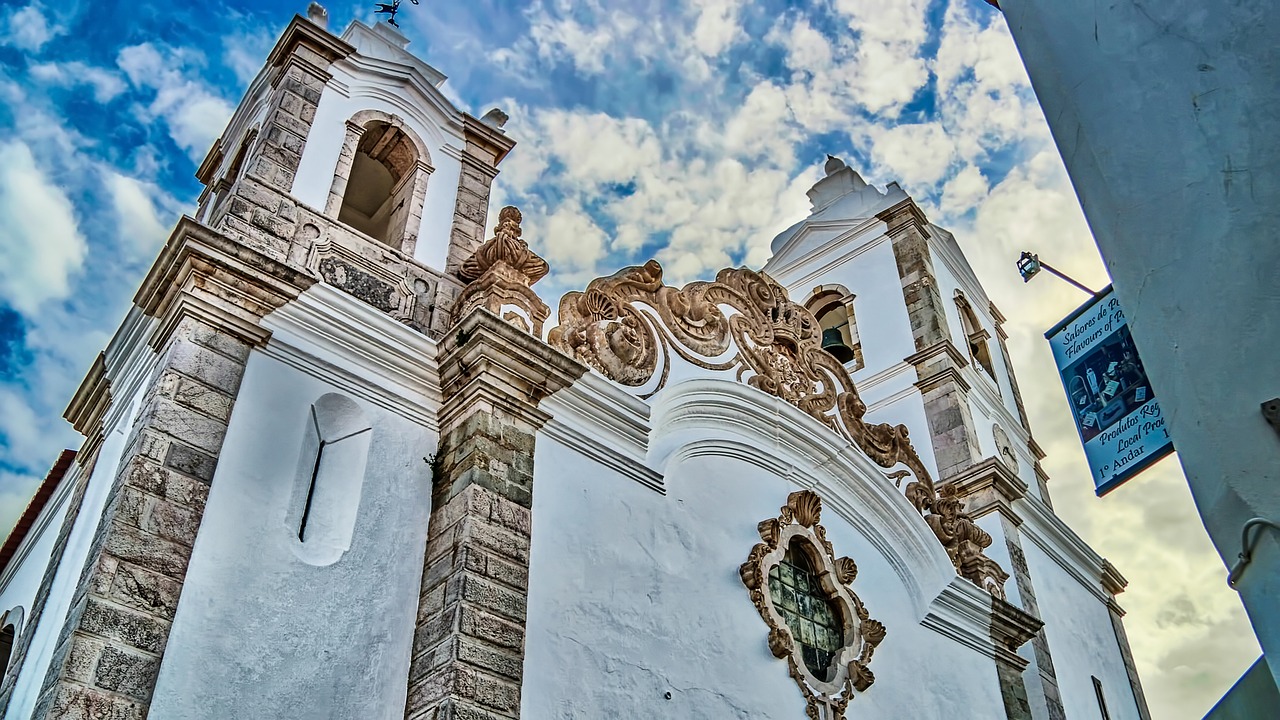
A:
[[1016, 251, 1100, 297]]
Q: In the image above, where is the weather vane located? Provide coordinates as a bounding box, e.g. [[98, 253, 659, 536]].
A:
[[374, 0, 419, 27]]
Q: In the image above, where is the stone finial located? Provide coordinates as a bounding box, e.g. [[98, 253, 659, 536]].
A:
[[454, 206, 551, 335], [480, 107, 510, 130], [824, 153, 847, 176], [306, 2, 329, 28]]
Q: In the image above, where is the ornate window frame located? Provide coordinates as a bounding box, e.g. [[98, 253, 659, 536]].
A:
[[740, 490, 885, 719]]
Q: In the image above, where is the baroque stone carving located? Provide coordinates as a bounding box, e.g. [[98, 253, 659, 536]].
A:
[[548, 260, 1009, 597], [455, 206, 550, 335], [739, 490, 884, 719]]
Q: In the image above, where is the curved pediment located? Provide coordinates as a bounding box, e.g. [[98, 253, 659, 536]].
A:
[[547, 260, 1009, 598]]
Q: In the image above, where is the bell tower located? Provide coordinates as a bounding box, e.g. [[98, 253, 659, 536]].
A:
[[191, 11, 515, 336]]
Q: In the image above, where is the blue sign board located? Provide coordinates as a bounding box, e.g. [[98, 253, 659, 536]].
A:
[[1045, 287, 1173, 496]]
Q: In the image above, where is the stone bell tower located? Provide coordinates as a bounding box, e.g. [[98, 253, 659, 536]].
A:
[[0, 11, 555, 720], [191, 10, 516, 336]]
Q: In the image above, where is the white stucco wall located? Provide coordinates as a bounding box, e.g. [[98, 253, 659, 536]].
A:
[[0, 490, 67, 675], [149, 349, 437, 720], [1022, 539, 1141, 719], [523, 379, 1009, 718]]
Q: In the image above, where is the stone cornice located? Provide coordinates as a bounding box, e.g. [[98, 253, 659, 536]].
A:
[[907, 340, 973, 394], [945, 457, 1028, 523], [266, 15, 354, 70], [437, 309, 586, 431], [876, 197, 933, 239], [134, 217, 316, 350], [1101, 559, 1128, 596], [905, 338, 970, 370], [921, 576, 1040, 670], [461, 114, 518, 167], [990, 595, 1043, 665]]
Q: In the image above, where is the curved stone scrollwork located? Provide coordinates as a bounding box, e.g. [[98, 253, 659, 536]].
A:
[[548, 260, 1009, 598], [739, 490, 884, 720]]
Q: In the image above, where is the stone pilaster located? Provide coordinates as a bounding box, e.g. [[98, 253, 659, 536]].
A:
[[27, 221, 313, 720], [908, 341, 983, 479], [880, 199, 950, 352], [989, 597, 1044, 720], [250, 15, 353, 194], [404, 310, 584, 720], [1101, 562, 1152, 720], [950, 459, 1066, 720], [444, 116, 517, 279]]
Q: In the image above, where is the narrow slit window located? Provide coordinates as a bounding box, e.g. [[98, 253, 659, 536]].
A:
[[290, 394, 372, 565], [1092, 676, 1111, 720]]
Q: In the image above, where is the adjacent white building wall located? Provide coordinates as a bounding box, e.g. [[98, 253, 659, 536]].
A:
[[997, 0, 1280, 686]]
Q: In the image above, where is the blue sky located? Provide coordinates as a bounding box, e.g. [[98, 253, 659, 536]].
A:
[[0, 0, 1261, 716]]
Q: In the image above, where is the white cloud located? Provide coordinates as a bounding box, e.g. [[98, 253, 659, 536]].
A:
[[2, 3, 66, 53], [117, 43, 234, 162], [537, 201, 609, 277], [104, 171, 172, 253], [940, 164, 989, 216], [689, 0, 746, 57], [222, 29, 275, 86], [526, 4, 641, 75], [28, 61, 127, 103], [868, 122, 957, 189], [0, 141, 86, 315]]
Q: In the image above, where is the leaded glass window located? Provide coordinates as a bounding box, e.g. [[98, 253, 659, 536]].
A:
[[768, 541, 843, 680]]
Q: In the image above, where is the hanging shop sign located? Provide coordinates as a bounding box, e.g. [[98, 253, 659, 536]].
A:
[[1046, 286, 1173, 496]]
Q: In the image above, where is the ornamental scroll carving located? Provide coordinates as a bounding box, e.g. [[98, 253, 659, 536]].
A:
[[739, 490, 884, 719], [547, 260, 1009, 597]]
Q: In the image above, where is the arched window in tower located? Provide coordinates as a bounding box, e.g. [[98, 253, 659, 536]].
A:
[[955, 291, 997, 381], [0, 607, 22, 680], [806, 286, 864, 371], [329, 113, 432, 254], [288, 394, 373, 566]]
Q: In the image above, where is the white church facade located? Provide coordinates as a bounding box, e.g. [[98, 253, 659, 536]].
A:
[[0, 11, 1150, 720]]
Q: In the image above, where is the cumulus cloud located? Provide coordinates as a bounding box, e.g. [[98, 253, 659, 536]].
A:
[[689, 0, 746, 57], [28, 61, 127, 103], [104, 171, 173, 253], [2, 3, 66, 53], [117, 43, 234, 162], [867, 122, 957, 189], [0, 141, 87, 315]]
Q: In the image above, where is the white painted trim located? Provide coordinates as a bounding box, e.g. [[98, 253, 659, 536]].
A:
[[648, 378, 957, 620], [259, 284, 442, 430], [539, 372, 663, 493], [920, 576, 1023, 666], [0, 467, 78, 594], [768, 225, 891, 289]]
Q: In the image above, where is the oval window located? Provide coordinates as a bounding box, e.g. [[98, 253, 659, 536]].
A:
[[767, 539, 844, 680]]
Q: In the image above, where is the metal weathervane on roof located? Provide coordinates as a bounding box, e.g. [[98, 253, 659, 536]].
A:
[[374, 0, 419, 27]]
